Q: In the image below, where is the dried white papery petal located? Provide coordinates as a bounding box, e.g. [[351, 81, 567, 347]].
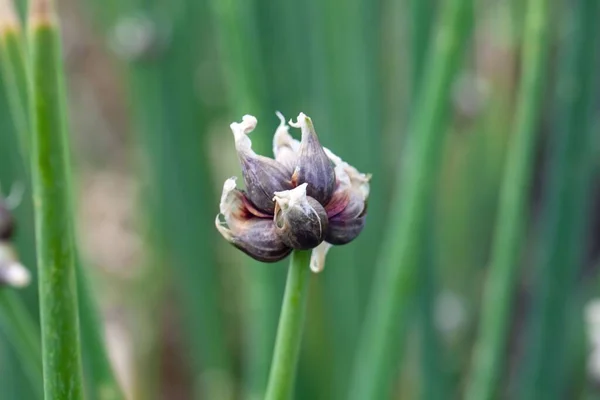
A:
[[288, 112, 319, 153], [273, 111, 300, 168], [348, 165, 371, 201], [230, 115, 258, 153], [216, 178, 242, 240], [273, 183, 309, 210], [216, 177, 248, 237], [0, 243, 30, 287], [219, 177, 240, 216], [288, 112, 308, 130], [310, 241, 332, 273], [334, 163, 352, 191], [323, 147, 343, 166], [324, 147, 371, 201]]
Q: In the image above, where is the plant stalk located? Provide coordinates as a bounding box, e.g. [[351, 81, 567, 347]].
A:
[[76, 260, 124, 400], [409, 1, 443, 398], [464, 0, 552, 398], [0, 2, 42, 396], [265, 250, 312, 400], [517, 0, 600, 398], [348, 0, 472, 398], [0, 0, 30, 160], [0, 289, 42, 397], [28, 1, 84, 398], [2, 1, 123, 398]]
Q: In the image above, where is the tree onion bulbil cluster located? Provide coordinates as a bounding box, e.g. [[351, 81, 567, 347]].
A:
[[215, 112, 370, 272]]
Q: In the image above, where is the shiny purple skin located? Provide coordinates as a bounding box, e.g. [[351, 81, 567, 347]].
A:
[[323, 176, 368, 245], [275, 196, 329, 250], [239, 154, 294, 214], [293, 118, 336, 205], [325, 214, 366, 245], [227, 217, 293, 263]]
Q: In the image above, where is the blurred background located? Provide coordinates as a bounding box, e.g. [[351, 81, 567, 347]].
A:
[[1, 0, 600, 399]]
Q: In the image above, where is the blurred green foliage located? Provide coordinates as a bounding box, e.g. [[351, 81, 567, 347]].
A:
[[0, 0, 599, 399]]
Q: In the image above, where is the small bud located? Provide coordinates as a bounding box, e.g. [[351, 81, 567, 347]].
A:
[[215, 178, 291, 262], [0, 201, 14, 241], [324, 161, 371, 245], [0, 242, 30, 287], [273, 184, 329, 250], [289, 113, 335, 205], [232, 115, 293, 214]]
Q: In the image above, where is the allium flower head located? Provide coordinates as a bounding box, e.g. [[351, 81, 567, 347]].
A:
[[215, 112, 371, 273]]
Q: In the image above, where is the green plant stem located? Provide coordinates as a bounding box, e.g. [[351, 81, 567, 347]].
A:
[[305, 0, 383, 397], [410, 0, 437, 100], [157, 2, 234, 393], [76, 260, 124, 400], [29, 2, 84, 398], [464, 0, 551, 398], [127, 63, 229, 399], [0, 7, 42, 397], [81, 0, 230, 397], [265, 250, 311, 400], [348, 0, 472, 398], [409, 2, 443, 399], [0, 20, 30, 160], [418, 221, 443, 400], [208, 0, 268, 118], [517, 0, 600, 398], [0, 289, 42, 397], [2, 2, 122, 398]]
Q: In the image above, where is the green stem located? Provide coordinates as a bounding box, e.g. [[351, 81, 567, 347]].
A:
[[0, 14, 30, 161], [348, 0, 472, 398], [517, 0, 600, 398], [0, 289, 42, 398], [29, 2, 84, 398], [464, 0, 551, 398], [410, 0, 437, 101], [418, 221, 443, 400], [121, 2, 233, 396], [409, 2, 443, 399], [265, 250, 311, 400], [2, 2, 122, 398], [306, 0, 383, 397], [0, 4, 42, 397], [77, 261, 124, 400], [208, 0, 268, 119]]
